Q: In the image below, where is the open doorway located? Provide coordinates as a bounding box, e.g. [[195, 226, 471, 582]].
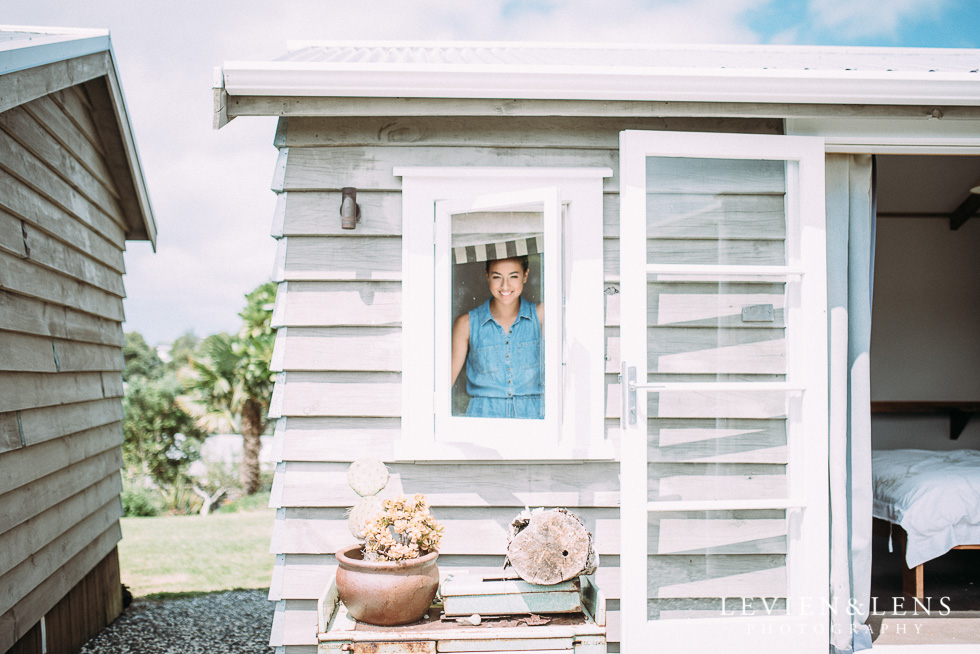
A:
[[869, 154, 980, 645]]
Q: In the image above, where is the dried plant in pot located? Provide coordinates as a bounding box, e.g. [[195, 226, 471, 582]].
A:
[[336, 493, 445, 626]]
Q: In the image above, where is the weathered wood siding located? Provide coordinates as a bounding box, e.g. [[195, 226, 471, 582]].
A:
[[267, 115, 782, 652], [0, 82, 128, 652]]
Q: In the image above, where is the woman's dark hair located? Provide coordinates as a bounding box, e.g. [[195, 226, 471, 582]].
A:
[[485, 255, 529, 273]]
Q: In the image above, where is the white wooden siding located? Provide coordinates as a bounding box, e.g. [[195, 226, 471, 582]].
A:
[[268, 115, 781, 651], [0, 78, 130, 653]]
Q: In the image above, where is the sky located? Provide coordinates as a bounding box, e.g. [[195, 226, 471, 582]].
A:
[[4, 0, 979, 346]]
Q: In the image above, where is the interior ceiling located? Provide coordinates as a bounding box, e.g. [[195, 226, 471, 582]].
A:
[[876, 155, 980, 223]]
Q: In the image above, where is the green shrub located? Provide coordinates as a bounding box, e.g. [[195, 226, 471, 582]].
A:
[[121, 487, 160, 517]]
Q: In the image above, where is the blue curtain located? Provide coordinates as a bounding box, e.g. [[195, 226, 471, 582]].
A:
[[826, 154, 876, 653]]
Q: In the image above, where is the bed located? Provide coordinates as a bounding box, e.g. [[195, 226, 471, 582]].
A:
[[871, 448, 980, 599]]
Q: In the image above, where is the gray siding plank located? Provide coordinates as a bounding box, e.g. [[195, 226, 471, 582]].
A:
[[277, 327, 400, 372], [0, 167, 126, 271], [275, 462, 620, 508], [0, 207, 27, 257], [0, 447, 122, 534], [14, 398, 124, 448], [0, 129, 126, 244], [281, 146, 618, 192], [276, 417, 400, 462], [0, 291, 124, 347], [274, 372, 400, 418], [277, 191, 401, 237], [0, 290, 70, 339], [0, 422, 123, 496], [646, 554, 785, 600], [0, 251, 125, 321], [0, 413, 18, 454], [273, 506, 618, 556], [275, 282, 401, 327], [0, 331, 123, 374], [0, 330, 58, 373], [604, 326, 786, 375], [281, 116, 779, 149], [0, 106, 123, 217], [100, 371, 123, 399], [278, 236, 401, 282], [0, 52, 109, 116], [22, 95, 116, 189], [0, 473, 121, 579], [646, 418, 787, 465], [602, 282, 787, 328], [0, 371, 111, 413], [603, 239, 785, 273], [63, 306, 125, 346], [18, 219, 127, 296], [0, 498, 121, 617], [52, 88, 103, 153]]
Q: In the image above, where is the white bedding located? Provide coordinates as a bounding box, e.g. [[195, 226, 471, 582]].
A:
[[872, 448, 980, 568]]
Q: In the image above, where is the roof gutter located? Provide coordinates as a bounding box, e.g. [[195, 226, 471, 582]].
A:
[[219, 62, 980, 107], [0, 26, 110, 76]]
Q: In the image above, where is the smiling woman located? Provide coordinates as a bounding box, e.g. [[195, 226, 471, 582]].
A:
[[451, 255, 545, 419]]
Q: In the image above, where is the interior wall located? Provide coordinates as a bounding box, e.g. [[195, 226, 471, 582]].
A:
[[870, 215, 980, 449]]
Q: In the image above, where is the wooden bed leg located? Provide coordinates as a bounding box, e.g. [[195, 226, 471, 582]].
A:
[[896, 525, 925, 599], [901, 561, 924, 599]]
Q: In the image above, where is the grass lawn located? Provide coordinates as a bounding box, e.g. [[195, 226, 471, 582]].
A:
[[119, 495, 275, 598]]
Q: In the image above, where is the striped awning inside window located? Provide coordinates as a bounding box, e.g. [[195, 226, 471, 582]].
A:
[[453, 234, 543, 264]]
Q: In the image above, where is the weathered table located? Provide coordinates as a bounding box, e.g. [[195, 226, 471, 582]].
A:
[[316, 574, 606, 653]]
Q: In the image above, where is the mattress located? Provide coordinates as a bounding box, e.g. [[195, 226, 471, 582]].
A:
[[871, 448, 980, 568]]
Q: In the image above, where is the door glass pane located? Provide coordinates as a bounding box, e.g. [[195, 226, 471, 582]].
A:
[[647, 510, 788, 620], [643, 154, 793, 620], [646, 157, 786, 266], [646, 281, 787, 383]]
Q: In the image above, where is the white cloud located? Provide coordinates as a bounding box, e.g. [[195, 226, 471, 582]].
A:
[[806, 0, 949, 40]]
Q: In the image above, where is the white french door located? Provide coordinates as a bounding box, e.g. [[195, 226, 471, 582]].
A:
[[618, 131, 830, 653]]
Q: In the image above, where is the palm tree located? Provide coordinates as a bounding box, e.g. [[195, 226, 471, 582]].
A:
[[180, 282, 277, 494]]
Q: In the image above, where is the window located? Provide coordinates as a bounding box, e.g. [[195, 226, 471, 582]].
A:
[[395, 167, 611, 460]]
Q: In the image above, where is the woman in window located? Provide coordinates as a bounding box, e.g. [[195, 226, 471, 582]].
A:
[[450, 256, 544, 419]]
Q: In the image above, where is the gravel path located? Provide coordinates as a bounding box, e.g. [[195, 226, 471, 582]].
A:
[[80, 589, 275, 654]]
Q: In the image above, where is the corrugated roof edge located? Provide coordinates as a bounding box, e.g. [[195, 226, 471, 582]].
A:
[[216, 40, 980, 108], [0, 25, 157, 249]]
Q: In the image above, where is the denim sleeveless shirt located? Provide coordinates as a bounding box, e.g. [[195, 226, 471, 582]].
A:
[[465, 298, 543, 419]]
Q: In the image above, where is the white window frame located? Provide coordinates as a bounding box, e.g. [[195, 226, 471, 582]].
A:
[[395, 167, 612, 461]]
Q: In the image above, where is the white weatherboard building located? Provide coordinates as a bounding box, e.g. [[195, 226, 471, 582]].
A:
[[214, 42, 980, 654]]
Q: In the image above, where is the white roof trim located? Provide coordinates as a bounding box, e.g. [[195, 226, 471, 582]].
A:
[[219, 41, 980, 107], [0, 25, 110, 76], [222, 63, 980, 106]]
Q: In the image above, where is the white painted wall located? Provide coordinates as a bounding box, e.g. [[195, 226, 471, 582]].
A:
[[870, 216, 980, 449]]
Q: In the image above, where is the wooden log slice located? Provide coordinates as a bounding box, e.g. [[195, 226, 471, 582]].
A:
[[506, 509, 595, 585]]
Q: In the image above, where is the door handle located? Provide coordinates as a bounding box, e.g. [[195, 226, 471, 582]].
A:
[[622, 363, 664, 426]]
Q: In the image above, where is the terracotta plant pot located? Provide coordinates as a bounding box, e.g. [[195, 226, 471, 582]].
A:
[[335, 545, 440, 626]]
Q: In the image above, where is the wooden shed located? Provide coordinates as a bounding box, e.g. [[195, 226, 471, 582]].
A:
[[0, 26, 155, 654], [214, 42, 980, 654]]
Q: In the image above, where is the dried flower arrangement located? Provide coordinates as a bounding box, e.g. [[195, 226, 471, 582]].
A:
[[360, 493, 444, 562]]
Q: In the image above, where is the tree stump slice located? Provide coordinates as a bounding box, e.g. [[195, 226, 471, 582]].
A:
[[506, 509, 596, 585]]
